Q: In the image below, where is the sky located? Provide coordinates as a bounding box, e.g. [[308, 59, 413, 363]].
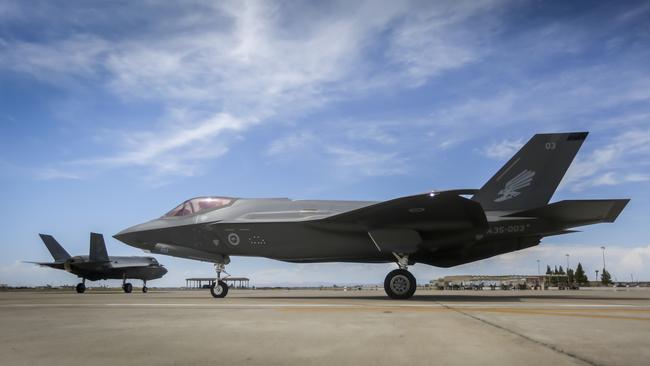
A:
[[1, 0, 649, 287]]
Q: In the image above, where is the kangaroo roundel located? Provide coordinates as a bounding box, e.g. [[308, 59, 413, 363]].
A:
[[494, 169, 535, 202]]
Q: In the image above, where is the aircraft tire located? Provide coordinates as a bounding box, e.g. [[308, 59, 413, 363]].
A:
[[210, 280, 229, 298], [123, 283, 133, 293], [384, 269, 416, 299], [75, 283, 86, 294], [142, 286, 148, 293]]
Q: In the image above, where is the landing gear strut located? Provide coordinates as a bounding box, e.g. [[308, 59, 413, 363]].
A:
[[76, 278, 86, 294], [142, 280, 148, 293], [384, 253, 417, 299], [210, 261, 229, 298], [122, 276, 133, 293]]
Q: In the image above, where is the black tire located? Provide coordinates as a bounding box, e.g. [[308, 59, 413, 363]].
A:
[[142, 286, 148, 293], [75, 283, 86, 294], [210, 280, 229, 298], [123, 283, 133, 293], [384, 269, 416, 299]]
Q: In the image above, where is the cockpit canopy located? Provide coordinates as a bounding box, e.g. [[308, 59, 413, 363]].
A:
[[162, 197, 235, 218]]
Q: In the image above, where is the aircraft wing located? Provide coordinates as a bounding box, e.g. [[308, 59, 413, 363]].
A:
[[324, 192, 487, 230], [321, 192, 487, 253]]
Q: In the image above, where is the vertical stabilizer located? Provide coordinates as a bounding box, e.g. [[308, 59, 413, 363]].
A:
[[89, 232, 110, 262], [38, 234, 71, 262], [472, 132, 587, 211]]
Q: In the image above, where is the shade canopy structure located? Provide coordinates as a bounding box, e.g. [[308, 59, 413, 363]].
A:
[[185, 277, 250, 289]]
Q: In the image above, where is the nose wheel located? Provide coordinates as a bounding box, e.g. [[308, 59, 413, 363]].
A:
[[210, 260, 230, 298], [210, 280, 229, 298], [384, 253, 417, 299]]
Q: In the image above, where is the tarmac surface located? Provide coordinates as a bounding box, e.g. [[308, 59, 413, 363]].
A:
[[1, 288, 649, 366]]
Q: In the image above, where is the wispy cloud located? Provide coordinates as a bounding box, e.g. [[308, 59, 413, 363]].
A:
[[326, 146, 409, 177], [69, 112, 250, 179], [563, 129, 650, 190], [35, 168, 81, 181], [266, 129, 409, 178], [0, 1, 499, 181], [266, 131, 316, 156], [481, 138, 523, 160]]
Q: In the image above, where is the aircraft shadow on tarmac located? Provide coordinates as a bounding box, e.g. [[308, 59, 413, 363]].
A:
[[230, 293, 650, 302]]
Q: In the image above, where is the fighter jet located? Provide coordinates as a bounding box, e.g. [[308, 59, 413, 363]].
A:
[[114, 132, 629, 299], [29, 233, 167, 293]]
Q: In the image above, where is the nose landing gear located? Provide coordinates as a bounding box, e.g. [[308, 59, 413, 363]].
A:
[[210, 261, 230, 298], [384, 253, 417, 299]]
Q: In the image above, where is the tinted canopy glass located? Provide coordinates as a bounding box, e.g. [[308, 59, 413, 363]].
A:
[[163, 197, 234, 217]]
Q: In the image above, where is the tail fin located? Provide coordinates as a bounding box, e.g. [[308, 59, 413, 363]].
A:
[[472, 132, 588, 211], [89, 232, 109, 262], [38, 234, 71, 262]]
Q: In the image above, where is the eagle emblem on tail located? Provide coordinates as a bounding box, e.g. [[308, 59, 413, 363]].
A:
[[494, 169, 535, 202]]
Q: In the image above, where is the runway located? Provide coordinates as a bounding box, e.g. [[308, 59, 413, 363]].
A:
[[1, 289, 649, 366]]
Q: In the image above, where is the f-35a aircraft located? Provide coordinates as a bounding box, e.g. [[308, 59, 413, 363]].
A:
[[114, 132, 628, 299], [30, 233, 167, 293]]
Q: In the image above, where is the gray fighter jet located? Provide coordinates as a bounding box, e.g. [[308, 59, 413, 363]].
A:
[[29, 233, 167, 293], [114, 132, 629, 299]]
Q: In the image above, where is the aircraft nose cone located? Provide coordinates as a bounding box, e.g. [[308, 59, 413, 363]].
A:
[[113, 225, 148, 248], [113, 228, 134, 244]]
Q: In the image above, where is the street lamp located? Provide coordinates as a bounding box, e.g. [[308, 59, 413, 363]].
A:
[[566, 254, 570, 287], [565, 254, 570, 271], [601, 246, 606, 271]]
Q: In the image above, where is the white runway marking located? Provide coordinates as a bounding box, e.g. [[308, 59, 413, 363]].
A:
[[0, 302, 646, 309]]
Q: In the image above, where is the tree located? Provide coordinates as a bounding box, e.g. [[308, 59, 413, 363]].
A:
[[551, 266, 559, 285], [601, 269, 612, 285], [574, 263, 588, 286], [567, 268, 575, 286]]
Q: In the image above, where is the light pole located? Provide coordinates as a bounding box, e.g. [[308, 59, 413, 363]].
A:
[[566, 254, 570, 287], [565, 254, 570, 271], [601, 246, 606, 271], [537, 259, 540, 275]]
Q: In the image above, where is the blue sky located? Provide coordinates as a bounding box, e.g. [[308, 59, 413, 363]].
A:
[[1, 0, 649, 286]]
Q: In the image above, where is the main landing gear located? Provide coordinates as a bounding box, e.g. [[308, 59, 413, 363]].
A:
[[210, 262, 229, 298], [142, 280, 148, 293], [384, 253, 417, 300], [75, 278, 86, 294], [122, 276, 133, 293]]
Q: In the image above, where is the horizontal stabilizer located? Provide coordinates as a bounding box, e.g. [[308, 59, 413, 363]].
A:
[[507, 199, 630, 227], [89, 232, 110, 262], [23, 261, 66, 270], [323, 192, 487, 232], [38, 234, 71, 262]]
